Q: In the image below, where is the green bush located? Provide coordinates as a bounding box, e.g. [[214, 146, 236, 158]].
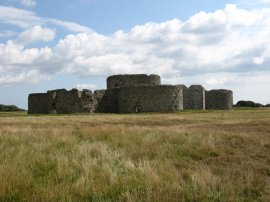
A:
[[0, 104, 25, 112]]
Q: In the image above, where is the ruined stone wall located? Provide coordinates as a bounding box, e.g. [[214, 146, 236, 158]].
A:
[[28, 74, 234, 114], [47, 89, 97, 114], [28, 93, 49, 114], [183, 85, 205, 110], [118, 85, 183, 113], [205, 89, 233, 110], [94, 90, 106, 104], [81, 89, 98, 113], [95, 89, 119, 113], [28, 88, 107, 114], [107, 74, 161, 90], [93, 90, 106, 112]]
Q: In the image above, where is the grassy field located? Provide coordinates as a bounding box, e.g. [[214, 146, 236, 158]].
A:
[[0, 109, 269, 201]]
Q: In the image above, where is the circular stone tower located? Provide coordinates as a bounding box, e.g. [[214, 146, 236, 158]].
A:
[[106, 74, 161, 90], [205, 89, 233, 110]]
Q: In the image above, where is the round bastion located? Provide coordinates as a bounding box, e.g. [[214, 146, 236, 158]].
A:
[[107, 74, 161, 90], [205, 89, 233, 110]]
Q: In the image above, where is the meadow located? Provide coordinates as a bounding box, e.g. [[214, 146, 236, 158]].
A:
[[0, 109, 269, 201]]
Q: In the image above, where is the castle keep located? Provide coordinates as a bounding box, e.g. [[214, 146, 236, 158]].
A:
[[28, 74, 233, 114]]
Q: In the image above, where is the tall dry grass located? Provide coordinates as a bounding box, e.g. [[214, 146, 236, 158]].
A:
[[0, 109, 269, 201]]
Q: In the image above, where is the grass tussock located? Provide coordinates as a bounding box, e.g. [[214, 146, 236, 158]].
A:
[[0, 109, 269, 201]]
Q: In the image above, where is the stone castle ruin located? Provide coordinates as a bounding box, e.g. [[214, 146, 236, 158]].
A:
[[28, 74, 233, 114]]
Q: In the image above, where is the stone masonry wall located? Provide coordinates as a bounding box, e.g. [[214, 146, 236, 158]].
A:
[[183, 85, 205, 110], [81, 89, 98, 113], [28, 93, 49, 114], [93, 90, 106, 112], [47, 89, 97, 114], [205, 89, 233, 110], [107, 74, 161, 90], [118, 85, 183, 113], [95, 89, 119, 113], [28, 89, 100, 114], [28, 74, 234, 114]]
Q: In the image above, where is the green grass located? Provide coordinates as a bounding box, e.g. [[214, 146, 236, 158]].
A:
[[0, 108, 269, 201], [0, 111, 27, 117]]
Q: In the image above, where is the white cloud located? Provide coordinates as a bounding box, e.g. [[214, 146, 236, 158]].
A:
[[50, 4, 270, 78], [0, 41, 35, 65], [15, 26, 55, 45], [238, 0, 270, 5], [257, 0, 270, 2], [17, 0, 36, 7], [0, 70, 48, 85], [76, 83, 97, 91], [163, 71, 270, 104], [0, 6, 42, 28], [0, 4, 270, 103], [0, 6, 92, 32], [0, 31, 16, 38], [47, 19, 92, 33]]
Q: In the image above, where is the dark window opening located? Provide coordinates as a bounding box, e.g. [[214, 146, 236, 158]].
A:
[[135, 104, 141, 113], [51, 103, 56, 109]]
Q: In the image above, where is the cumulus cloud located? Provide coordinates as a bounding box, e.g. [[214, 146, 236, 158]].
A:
[[48, 4, 270, 78], [0, 4, 270, 103], [0, 70, 48, 85], [15, 26, 55, 45], [0, 41, 50, 66], [17, 0, 36, 7]]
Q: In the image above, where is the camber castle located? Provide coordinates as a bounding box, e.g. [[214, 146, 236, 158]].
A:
[[28, 74, 233, 114]]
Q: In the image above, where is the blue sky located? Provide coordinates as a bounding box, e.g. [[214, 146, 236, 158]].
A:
[[0, 0, 270, 108]]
